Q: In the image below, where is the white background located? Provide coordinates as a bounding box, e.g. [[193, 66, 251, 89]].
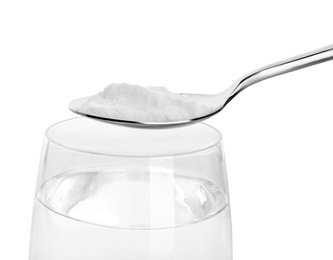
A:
[[1, 1, 333, 259]]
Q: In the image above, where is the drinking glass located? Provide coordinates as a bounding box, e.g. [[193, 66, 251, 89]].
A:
[[29, 117, 232, 260]]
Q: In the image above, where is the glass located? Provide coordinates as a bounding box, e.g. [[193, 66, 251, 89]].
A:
[[29, 117, 232, 260]]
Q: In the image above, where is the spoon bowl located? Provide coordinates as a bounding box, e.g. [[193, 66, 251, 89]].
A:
[[69, 44, 333, 128]]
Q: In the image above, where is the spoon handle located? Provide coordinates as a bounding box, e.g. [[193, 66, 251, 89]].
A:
[[230, 44, 333, 98]]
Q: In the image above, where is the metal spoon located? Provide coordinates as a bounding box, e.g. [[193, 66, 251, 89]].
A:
[[69, 44, 333, 128]]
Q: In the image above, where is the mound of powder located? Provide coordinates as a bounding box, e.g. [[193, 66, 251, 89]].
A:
[[78, 83, 213, 122]]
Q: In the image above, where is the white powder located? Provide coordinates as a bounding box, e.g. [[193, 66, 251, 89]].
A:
[[78, 83, 213, 122]]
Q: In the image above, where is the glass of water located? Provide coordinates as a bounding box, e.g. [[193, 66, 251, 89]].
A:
[[29, 117, 232, 260]]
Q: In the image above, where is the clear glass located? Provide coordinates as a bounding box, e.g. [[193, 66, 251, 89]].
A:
[[29, 118, 232, 260]]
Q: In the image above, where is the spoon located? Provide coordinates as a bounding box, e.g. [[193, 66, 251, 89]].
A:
[[69, 44, 333, 128]]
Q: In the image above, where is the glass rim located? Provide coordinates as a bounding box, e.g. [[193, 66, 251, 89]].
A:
[[45, 117, 223, 158]]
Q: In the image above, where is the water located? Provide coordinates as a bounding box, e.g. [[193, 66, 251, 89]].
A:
[[29, 168, 232, 260]]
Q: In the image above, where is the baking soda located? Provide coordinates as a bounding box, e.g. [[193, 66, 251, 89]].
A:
[[78, 83, 213, 122]]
